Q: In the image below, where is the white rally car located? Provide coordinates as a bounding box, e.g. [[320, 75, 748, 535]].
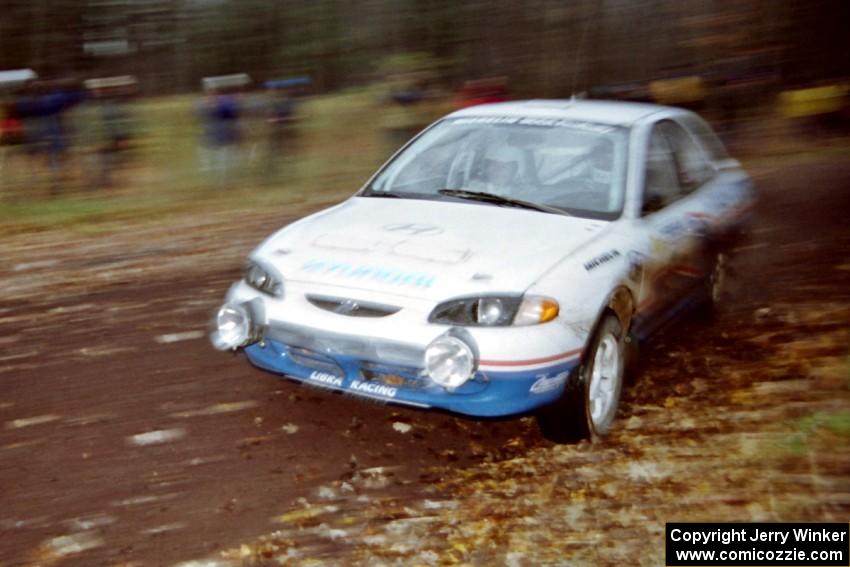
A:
[[212, 100, 754, 441]]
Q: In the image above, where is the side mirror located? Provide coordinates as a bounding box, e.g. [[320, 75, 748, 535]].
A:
[[641, 193, 665, 216]]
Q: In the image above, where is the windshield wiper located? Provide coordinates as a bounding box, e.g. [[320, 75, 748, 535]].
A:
[[361, 189, 406, 198], [438, 189, 566, 215]]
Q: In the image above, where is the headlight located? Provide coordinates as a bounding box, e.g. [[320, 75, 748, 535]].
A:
[[211, 303, 252, 350], [245, 260, 284, 297], [424, 335, 475, 389], [428, 295, 559, 326], [477, 297, 507, 325]]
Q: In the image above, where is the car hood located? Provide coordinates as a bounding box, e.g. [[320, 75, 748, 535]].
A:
[[254, 197, 609, 301]]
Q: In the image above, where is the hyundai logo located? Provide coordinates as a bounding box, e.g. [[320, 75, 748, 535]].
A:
[[382, 223, 444, 236]]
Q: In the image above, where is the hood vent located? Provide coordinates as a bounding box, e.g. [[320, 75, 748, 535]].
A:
[[306, 294, 401, 318]]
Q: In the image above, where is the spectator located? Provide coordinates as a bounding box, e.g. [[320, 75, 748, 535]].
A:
[[199, 88, 243, 188], [15, 80, 84, 194], [85, 76, 138, 188]]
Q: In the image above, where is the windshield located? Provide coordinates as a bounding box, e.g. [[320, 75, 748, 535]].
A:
[[363, 116, 629, 220]]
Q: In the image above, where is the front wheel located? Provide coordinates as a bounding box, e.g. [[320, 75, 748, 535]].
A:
[[537, 314, 625, 442]]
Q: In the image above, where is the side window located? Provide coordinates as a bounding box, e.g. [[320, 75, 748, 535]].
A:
[[642, 127, 680, 215], [642, 119, 716, 215], [660, 120, 715, 192], [679, 114, 728, 163]]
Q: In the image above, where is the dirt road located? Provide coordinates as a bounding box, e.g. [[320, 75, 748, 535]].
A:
[[1, 158, 848, 566]]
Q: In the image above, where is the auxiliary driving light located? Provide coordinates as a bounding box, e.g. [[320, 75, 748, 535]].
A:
[[211, 303, 252, 350], [424, 335, 475, 390]]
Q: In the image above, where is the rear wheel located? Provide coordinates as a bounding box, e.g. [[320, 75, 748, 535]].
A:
[[709, 252, 727, 306], [537, 314, 625, 442], [695, 251, 727, 322]]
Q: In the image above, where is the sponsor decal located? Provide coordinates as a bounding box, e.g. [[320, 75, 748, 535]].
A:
[[583, 249, 621, 271], [691, 182, 751, 224], [451, 116, 616, 133], [350, 380, 398, 398], [300, 259, 435, 289], [530, 371, 570, 394], [686, 216, 710, 237], [308, 371, 343, 388], [683, 214, 712, 238], [659, 216, 711, 240], [659, 219, 688, 238], [710, 181, 745, 207], [452, 116, 521, 126]]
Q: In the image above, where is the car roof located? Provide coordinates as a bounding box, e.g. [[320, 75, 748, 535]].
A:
[[447, 99, 682, 127]]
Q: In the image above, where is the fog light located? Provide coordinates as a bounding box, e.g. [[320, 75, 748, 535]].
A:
[[424, 335, 474, 390], [211, 303, 252, 350]]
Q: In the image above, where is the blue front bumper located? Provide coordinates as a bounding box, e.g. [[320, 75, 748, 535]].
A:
[[244, 339, 579, 417]]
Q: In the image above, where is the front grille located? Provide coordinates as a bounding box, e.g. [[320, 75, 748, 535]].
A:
[[266, 322, 423, 367], [306, 294, 401, 318]]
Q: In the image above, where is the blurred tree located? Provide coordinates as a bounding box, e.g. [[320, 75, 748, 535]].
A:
[[1, 0, 84, 78], [0, 0, 847, 96]]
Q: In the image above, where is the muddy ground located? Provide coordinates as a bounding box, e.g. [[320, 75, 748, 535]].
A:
[[0, 158, 848, 566]]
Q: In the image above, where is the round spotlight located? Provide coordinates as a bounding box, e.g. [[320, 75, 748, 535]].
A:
[[424, 335, 474, 390], [212, 304, 251, 350]]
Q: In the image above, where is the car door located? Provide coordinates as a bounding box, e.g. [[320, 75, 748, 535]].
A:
[[630, 118, 717, 335]]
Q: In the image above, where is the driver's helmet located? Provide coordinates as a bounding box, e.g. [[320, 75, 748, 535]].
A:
[[479, 144, 523, 188]]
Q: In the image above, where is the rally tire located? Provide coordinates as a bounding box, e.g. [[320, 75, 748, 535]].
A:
[[695, 251, 727, 323], [537, 313, 625, 443]]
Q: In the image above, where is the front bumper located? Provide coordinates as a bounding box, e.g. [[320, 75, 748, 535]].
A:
[[244, 336, 580, 417], [216, 280, 585, 417]]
